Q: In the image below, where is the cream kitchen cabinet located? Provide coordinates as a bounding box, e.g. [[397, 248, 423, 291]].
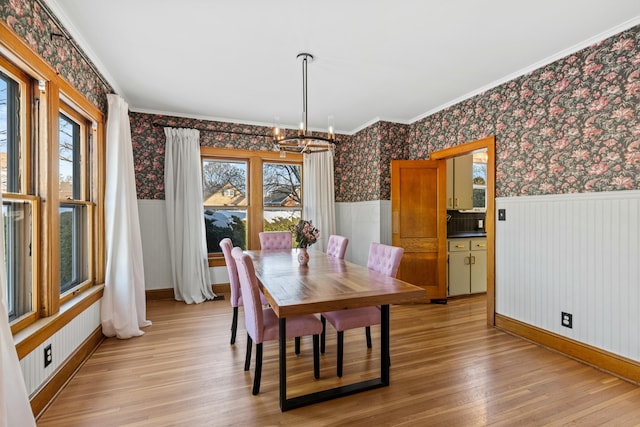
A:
[[447, 237, 487, 296], [446, 154, 473, 210]]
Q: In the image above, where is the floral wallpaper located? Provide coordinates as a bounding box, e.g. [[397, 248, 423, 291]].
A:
[[1, 0, 112, 112], [384, 24, 639, 200], [334, 121, 408, 202], [4, 0, 637, 203]]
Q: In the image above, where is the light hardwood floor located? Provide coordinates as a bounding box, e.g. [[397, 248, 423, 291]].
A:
[[37, 294, 640, 426]]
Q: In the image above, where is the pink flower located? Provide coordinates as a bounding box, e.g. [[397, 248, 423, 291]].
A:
[[588, 97, 609, 112], [554, 78, 570, 92], [588, 162, 608, 175], [611, 107, 634, 120], [611, 38, 634, 52], [611, 176, 634, 189]]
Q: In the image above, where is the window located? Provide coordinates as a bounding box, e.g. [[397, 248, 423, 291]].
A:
[[1, 46, 103, 331], [58, 107, 92, 296], [202, 158, 248, 252], [201, 147, 302, 256], [263, 162, 301, 233], [1, 70, 20, 193], [1, 62, 36, 323], [472, 152, 487, 210]]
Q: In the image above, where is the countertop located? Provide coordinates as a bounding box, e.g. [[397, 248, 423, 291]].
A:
[[447, 232, 487, 238]]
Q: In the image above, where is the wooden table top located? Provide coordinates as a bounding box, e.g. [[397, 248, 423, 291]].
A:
[[245, 249, 426, 318]]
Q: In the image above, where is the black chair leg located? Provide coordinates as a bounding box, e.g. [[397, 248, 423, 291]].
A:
[[337, 331, 344, 377], [366, 326, 372, 348], [313, 334, 320, 379], [252, 343, 263, 395], [295, 336, 301, 355], [244, 334, 252, 371], [320, 316, 326, 354], [230, 306, 238, 345]]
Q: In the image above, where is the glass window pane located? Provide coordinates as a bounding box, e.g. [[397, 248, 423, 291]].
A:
[[263, 209, 301, 234], [59, 113, 80, 200], [0, 71, 20, 193], [204, 208, 247, 252], [60, 204, 87, 294], [202, 159, 247, 207], [263, 163, 301, 207], [4, 199, 33, 321]]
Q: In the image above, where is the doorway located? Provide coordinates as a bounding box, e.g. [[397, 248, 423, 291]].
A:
[[431, 136, 495, 326]]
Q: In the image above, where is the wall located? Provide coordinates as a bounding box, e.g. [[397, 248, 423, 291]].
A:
[[496, 190, 640, 361]]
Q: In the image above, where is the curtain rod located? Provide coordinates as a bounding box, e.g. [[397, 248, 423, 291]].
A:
[[152, 122, 271, 138]]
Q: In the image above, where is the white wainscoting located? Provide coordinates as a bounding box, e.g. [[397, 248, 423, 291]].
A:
[[138, 200, 173, 290], [19, 300, 101, 397], [496, 190, 640, 362], [336, 200, 391, 266]]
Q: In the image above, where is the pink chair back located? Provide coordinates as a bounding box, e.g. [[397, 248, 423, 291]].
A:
[[232, 247, 264, 343], [219, 238, 241, 307], [259, 231, 292, 250], [326, 235, 349, 259], [367, 243, 404, 278]]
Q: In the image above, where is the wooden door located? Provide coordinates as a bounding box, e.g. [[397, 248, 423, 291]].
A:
[[391, 160, 447, 302]]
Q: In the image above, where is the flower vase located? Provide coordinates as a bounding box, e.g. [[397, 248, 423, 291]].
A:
[[298, 248, 309, 266]]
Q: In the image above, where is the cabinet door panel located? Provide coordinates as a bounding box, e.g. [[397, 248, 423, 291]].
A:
[[471, 249, 487, 293], [448, 252, 470, 296]]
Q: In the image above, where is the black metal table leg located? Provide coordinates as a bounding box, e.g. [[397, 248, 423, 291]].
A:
[[381, 304, 390, 385], [279, 317, 287, 411], [279, 305, 391, 411]]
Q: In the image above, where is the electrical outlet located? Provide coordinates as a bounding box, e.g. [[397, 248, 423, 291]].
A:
[[44, 344, 53, 368], [561, 312, 573, 329]]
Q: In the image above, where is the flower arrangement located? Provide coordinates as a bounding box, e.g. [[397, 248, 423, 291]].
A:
[[290, 219, 320, 248]]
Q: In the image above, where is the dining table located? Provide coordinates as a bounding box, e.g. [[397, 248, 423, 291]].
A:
[[245, 248, 426, 411]]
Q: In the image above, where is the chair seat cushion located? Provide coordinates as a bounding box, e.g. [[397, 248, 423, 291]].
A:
[[322, 307, 381, 332], [262, 309, 323, 342]]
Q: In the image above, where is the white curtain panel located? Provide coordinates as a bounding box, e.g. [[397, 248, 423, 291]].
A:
[[164, 128, 215, 304], [0, 192, 36, 426], [303, 151, 336, 251], [101, 94, 152, 339]]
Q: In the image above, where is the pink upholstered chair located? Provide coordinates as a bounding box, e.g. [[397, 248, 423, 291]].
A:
[[219, 238, 267, 345], [321, 242, 404, 377], [326, 235, 349, 259], [232, 247, 322, 395], [258, 231, 292, 250]]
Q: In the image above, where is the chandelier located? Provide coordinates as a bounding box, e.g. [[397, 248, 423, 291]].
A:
[[273, 53, 337, 155]]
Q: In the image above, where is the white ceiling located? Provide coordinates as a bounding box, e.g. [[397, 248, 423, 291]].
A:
[[47, 1, 640, 135]]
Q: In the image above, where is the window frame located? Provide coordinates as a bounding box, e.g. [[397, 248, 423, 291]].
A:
[[0, 33, 105, 336], [1, 55, 38, 329], [200, 147, 302, 266], [58, 103, 94, 299]]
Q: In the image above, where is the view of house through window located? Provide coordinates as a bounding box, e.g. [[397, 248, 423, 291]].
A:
[[202, 158, 248, 252], [201, 152, 303, 254], [263, 162, 301, 236]]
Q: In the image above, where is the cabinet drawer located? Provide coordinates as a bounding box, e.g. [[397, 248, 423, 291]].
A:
[[470, 239, 487, 251], [448, 239, 469, 252]]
